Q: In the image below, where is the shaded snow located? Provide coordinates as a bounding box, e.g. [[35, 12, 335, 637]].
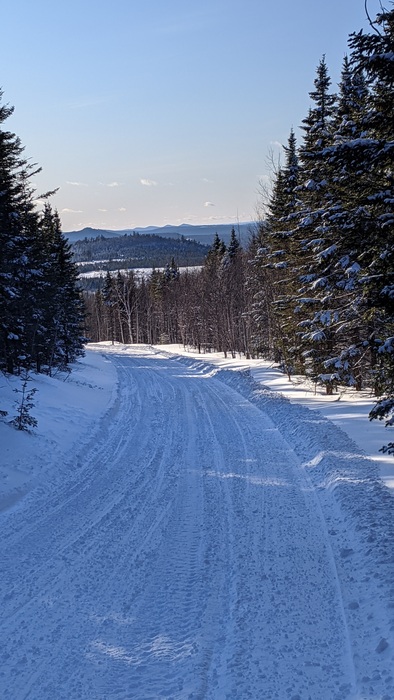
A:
[[0, 351, 117, 512]]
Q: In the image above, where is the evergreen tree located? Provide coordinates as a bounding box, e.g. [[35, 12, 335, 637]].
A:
[[220, 229, 246, 357], [225, 227, 240, 260], [44, 206, 85, 370], [0, 89, 85, 377], [0, 89, 40, 373], [296, 59, 339, 387], [348, 7, 394, 440], [202, 235, 227, 353], [250, 129, 300, 369], [316, 56, 371, 389], [164, 257, 180, 282], [102, 271, 117, 345], [10, 369, 38, 432]]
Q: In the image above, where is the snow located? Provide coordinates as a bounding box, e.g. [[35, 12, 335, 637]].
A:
[[79, 266, 202, 280], [0, 351, 117, 512], [75, 258, 129, 265], [0, 342, 393, 699], [157, 343, 394, 490]]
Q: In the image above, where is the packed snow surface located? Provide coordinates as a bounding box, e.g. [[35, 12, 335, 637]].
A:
[[0, 344, 393, 699]]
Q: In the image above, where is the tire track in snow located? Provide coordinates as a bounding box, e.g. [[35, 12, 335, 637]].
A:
[[198, 377, 355, 699], [0, 347, 392, 699], [158, 350, 394, 698], [209, 381, 357, 696]]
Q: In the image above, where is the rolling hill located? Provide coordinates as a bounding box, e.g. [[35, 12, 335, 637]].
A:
[[65, 221, 255, 246]]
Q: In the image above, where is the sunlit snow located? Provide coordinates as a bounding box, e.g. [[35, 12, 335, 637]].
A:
[[0, 343, 393, 699]]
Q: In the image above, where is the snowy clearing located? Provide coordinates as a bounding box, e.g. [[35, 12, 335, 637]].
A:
[[0, 343, 393, 699]]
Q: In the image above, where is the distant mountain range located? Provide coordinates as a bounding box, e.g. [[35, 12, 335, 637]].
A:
[[64, 222, 256, 246]]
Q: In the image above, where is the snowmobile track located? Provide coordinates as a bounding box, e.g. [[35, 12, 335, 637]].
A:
[[0, 346, 393, 699]]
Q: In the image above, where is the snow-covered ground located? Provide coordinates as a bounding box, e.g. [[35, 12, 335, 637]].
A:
[[156, 343, 394, 491], [0, 351, 117, 513], [0, 343, 393, 699], [79, 266, 202, 279]]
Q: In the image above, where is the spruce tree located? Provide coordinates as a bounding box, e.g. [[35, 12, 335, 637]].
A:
[[102, 271, 117, 345], [348, 7, 394, 440], [289, 58, 339, 390], [202, 235, 227, 352], [220, 229, 246, 357], [43, 206, 85, 370], [0, 89, 85, 377], [0, 89, 40, 373], [316, 56, 371, 389], [250, 129, 300, 370]]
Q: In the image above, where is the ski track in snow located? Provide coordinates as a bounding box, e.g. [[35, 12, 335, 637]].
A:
[[0, 345, 393, 699]]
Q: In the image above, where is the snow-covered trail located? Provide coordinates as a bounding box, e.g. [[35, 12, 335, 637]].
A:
[[0, 347, 393, 699]]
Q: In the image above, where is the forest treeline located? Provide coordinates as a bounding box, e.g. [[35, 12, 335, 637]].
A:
[[84, 232, 247, 353], [72, 232, 209, 273], [85, 7, 393, 449]]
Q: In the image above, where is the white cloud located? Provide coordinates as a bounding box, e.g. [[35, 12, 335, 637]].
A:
[[204, 201, 215, 207], [107, 181, 120, 187], [98, 208, 108, 212], [202, 177, 213, 183], [118, 207, 127, 212], [140, 178, 157, 187], [61, 208, 83, 213], [66, 181, 88, 187]]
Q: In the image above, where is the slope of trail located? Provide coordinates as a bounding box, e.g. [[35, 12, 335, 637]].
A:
[[0, 345, 393, 699]]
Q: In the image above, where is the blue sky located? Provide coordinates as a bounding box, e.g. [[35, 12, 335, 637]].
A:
[[1, 0, 374, 231]]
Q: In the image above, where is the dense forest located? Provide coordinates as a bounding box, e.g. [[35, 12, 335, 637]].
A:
[[84, 7, 393, 450], [72, 232, 209, 273], [0, 92, 84, 376], [84, 231, 247, 350]]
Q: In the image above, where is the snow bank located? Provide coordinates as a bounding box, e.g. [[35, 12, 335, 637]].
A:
[[0, 348, 117, 512]]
